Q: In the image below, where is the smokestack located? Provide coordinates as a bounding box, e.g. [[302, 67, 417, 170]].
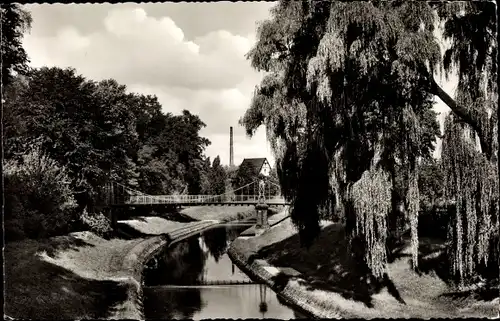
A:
[[230, 126, 234, 167]]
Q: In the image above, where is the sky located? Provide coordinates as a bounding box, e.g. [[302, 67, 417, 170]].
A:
[[22, 3, 456, 166]]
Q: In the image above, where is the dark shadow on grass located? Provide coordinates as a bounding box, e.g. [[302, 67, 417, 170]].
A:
[[254, 223, 407, 308], [118, 205, 197, 223], [168, 207, 199, 222], [386, 233, 411, 264], [416, 238, 453, 284], [36, 235, 95, 258], [114, 222, 156, 239], [271, 272, 292, 292], [440, 286, 500, 302], [5, 240, 128, 320]]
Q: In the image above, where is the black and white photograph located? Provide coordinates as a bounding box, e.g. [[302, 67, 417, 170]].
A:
[[2, 1, 499, 319]]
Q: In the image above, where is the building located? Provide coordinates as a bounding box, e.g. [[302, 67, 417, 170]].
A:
[[239, 158, 272, 177]]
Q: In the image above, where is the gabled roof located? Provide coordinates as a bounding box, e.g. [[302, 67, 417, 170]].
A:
[[240, 158, 269, 174]]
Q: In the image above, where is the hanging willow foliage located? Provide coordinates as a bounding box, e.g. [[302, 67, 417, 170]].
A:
[[351, 166, 392, 278], [406, 168, 419, 269], [442, 114, 499, 285], [401, 106, 421, 269]]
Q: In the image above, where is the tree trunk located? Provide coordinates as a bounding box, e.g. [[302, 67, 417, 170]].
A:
[[430, 77, 492, 158]]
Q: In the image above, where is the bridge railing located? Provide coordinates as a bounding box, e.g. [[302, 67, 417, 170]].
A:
[[126, 194, 286, 205]]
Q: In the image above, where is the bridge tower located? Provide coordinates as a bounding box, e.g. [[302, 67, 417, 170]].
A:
[[255, 178, 269, 234]]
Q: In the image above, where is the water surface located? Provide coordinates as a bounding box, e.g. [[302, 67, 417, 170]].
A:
[[143, 224, 303, 319]]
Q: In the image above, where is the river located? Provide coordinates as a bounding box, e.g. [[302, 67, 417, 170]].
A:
[[142, 223, 304, 319]]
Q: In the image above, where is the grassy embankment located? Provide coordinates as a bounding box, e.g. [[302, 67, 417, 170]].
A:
[[4, 231, 143, 319], [180, 205, 282, 222], [5, 204, 253, 320], [233, 218, 499, 318]]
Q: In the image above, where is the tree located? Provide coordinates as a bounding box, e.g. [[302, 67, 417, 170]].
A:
[[1, 4, 32, 216], [4, 62, 215, 238], [223, 165, 238, 199], [241, 0, 498, 284], [418, 158, 445, 211], [5, 68, 141, 209], [232, 161, 256, 195], [210, 156, 227, 195], [199, 156, 212, 195], [133, 104, 211, 195], [437, 3, 498, 284]]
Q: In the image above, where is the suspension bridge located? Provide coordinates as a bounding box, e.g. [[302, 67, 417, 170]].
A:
[[98, 179, 290, 207]]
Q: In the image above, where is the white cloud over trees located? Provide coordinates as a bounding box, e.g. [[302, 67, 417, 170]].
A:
[[23, 4, 275, 166]]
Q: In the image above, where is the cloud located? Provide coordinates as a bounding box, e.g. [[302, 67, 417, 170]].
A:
[[24, 2, 276, 40], [24, 7, 262, 91]]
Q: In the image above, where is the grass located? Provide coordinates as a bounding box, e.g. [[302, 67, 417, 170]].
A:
[[4, 231, 146, 319], [234, 218, 499, 318], [116, 216, 196, 236]]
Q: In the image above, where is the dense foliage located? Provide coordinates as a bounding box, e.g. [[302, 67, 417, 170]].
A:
[[232, 160, 257, 195], [3, 65, 222, 240], [241, 0, 498, 285], [1, 4, 32, 89], [4, 146, 78, 241]]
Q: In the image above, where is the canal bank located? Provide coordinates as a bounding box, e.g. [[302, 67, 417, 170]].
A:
[[4, 209, 254, 320], [141, 220, 303, 319], [4, 207, 286, 320], [112, 207, 281, 319], [227, 215, 342, 319], [228, 217, 500, 319], [111, 220, 220, 319], [227, 239, 343, 319]]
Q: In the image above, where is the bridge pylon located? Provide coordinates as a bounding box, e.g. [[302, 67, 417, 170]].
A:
[[255, 178, 269, 233]]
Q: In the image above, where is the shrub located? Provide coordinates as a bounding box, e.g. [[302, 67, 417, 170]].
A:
[[3, 146, 78, 240], [79, 207, 113, 238]]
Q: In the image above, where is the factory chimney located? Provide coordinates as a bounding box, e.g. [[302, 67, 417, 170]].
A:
[[230, 126, 234, 167]]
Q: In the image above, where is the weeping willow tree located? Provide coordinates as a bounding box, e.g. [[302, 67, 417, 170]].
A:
[[242, 0, 497, 284], [439, 2, 499, 286], [442, 115, 498, 285]]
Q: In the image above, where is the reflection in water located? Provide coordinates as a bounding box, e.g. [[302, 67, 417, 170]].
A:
[[145, 284, 299, 320], [144, 286, 203, 319], [143, 225, 302, 319], [144, 236, 207, 285], [202, 226, 228, 262]]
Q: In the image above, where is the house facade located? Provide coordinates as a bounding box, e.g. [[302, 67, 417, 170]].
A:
[[240, 158, 271, 177]]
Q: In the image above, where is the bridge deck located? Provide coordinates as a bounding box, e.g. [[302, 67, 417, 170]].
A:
[[120, 194, 289, 206], [114, 201, 289, 207]]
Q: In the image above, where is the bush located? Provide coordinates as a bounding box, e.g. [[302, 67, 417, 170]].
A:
[[3, 146, 78, 240], [79, 207, 113, 238]]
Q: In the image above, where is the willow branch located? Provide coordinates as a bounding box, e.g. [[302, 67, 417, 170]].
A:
[[430, 77, 492, 157]]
